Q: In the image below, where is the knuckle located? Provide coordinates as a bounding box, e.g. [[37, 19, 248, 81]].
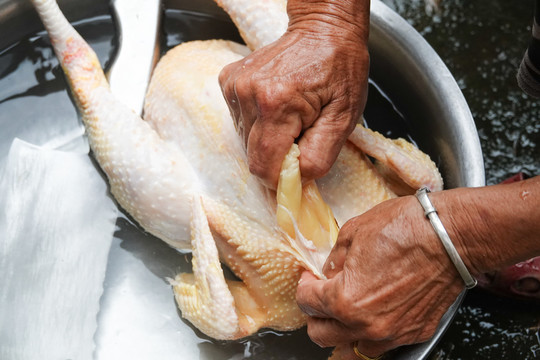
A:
[[247, 155, 265, 178], [253, 86, 285, 113], [306, 327, 332, 348], [301, 155, 332, 179], [218, 61, 243, 88], [342, 115, 358, 134], [251, 135, 273, 156], [218, 74, 236, 101], [233, 76, 253, 100], [248, 148, 276, 182], [363, 319, 393, 340], [339, 219, 355, 234], [331, 291, 357, 320], [338, 218, 362, 242], [217, 65, 230, 86], [331, 114, 358, 138], [219, 81, 233, 100]]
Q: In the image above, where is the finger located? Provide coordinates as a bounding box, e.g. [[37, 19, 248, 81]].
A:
[[322, 229, 351, 278], [297, 103, 357, 180], [330, 343, 359, 360], [307, 317, 388, 358], [296, 271, 334, 318], [218, 62, 242, 128], [246, 115, 301, 189], [305, 316, 357, 347], [233, 80, 260, 147], [323, 218, 361, 277], [219, 60, 260, 145]]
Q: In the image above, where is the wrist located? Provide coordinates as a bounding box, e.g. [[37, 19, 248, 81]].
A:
[[429, 178, 540, 276], [426, 189, 488, 278], [415, 188, 478, 288], [286, 0, 370, 44]]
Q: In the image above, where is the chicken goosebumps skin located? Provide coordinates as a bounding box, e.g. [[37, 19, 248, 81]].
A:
[[219, 0, 370, 189]]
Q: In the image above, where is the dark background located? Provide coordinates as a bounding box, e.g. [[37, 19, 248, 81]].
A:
[[379, 0, 540, 358]]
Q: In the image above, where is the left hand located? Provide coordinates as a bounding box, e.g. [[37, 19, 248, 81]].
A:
[[218, 0, 370, 189], [296, 194, 465, 358]]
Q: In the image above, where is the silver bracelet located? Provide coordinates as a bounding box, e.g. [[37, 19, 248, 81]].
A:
[[415, 187, 477, 289]]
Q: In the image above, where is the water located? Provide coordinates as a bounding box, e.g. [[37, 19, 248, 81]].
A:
[[1, 3, 538, 360], [379, 0, 540, 358], [0, 15, 116, 164]]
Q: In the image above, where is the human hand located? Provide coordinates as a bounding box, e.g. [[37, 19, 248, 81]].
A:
[[219, 0, 370, 189], [296, 194, 467, 358]]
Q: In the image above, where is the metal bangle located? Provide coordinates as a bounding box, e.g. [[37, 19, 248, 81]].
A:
[[415, 187, 477, 289]]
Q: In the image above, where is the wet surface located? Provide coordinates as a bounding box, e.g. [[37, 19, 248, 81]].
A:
[[381, 0, 539, 185], [0, 15, 116, 164], [379, 0, 540, 358]]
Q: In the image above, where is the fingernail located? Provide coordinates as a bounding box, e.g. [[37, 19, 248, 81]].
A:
[[298, 304, 316, 317], [298, 303, 327, 318]]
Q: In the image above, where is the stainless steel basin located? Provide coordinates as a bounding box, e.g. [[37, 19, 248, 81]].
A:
[[0, 0, 485, 359]]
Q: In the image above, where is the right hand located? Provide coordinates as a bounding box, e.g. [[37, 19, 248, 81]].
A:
[[296, 178, 540, 357], [296, 193, 466, 357]]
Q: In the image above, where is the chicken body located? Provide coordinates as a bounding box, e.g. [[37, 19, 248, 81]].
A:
[[30, 0, 443, 342]]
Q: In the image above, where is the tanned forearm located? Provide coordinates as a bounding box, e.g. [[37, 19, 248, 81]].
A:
[[430, 176, 540, 275], [295, 176, 540, 357], [287, 0, 370, 44]]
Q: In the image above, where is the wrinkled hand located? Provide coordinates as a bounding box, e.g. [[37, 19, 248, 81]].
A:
[[296, 194, 466, 358], [219, 1, 369, 188]]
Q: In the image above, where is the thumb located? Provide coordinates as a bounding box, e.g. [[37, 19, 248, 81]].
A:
[[296, 271, 333, 318], [322, 229, 351, 278], [297, 108, 356, 180]]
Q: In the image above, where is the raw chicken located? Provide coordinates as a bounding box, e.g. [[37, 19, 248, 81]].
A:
[[30, 0, 443, 342]]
